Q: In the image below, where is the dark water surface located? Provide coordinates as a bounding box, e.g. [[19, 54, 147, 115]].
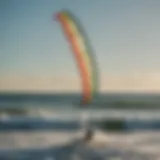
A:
[[0, 92, 160, 108]]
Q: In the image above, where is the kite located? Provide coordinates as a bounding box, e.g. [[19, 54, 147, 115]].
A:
[[55, 10, 98, 105]]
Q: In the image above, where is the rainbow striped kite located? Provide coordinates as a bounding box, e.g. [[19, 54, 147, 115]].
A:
[[55, 10, 98, 105]]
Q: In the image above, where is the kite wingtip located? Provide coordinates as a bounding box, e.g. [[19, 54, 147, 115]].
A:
[[53, 13, 59, 21], [53, 9, 71, 20], [80, 100, 91, 106]]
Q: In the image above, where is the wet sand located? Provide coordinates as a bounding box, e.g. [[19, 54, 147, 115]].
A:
[[0, 131, 159, 160]]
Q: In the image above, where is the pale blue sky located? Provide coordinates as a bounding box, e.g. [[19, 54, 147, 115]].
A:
[[1, 0, 160, 76]]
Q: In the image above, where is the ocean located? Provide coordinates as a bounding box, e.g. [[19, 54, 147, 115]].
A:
[[1, 93, 160, 108], [0, 93, 160, 160]]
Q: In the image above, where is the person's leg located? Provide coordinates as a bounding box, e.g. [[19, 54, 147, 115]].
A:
[[84, 127, 94, 141]]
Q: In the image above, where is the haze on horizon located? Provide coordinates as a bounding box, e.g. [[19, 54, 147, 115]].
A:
[[1, 0, 160, 93]]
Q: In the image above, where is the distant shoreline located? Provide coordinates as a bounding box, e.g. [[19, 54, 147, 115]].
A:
[[0, 92, 160, 95]]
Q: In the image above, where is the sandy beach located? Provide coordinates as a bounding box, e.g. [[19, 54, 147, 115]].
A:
[[0, 130, 159, 160]]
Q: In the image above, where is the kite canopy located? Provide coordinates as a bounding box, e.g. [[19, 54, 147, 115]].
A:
[[55, 10, 98, 105]]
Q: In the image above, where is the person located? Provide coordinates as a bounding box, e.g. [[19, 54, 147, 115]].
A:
[[84, 127, 94, 142]]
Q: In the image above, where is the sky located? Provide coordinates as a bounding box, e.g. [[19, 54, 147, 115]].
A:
[[1, 0, 160, 92]]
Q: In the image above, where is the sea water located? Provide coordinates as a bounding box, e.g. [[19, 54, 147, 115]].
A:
[[0, 93, 160, 160], [0, 93, 160, 129]]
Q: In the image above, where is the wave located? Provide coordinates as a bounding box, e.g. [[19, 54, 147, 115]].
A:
[[84, 100, 160, 109]]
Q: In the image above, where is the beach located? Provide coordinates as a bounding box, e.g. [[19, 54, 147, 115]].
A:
[[0, 130, 159, 160]]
